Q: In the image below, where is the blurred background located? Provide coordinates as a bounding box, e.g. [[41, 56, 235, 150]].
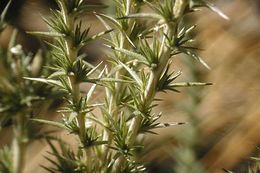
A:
[[0, 0, 259, 172]]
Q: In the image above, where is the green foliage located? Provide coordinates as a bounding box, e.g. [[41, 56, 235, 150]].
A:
[[0, 146, 12, 173], [0, 2, 59, 173], [42, 140, 87, 173], [29, 0, 228, 172], [0, 44, 51, 128], [0, 0, 229, 173]]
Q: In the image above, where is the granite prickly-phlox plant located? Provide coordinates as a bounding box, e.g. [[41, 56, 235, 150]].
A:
[[0, 0, 229, 173], [27, 0, 228, 172]]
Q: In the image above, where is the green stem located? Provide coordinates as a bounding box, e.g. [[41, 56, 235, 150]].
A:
[[12, 114, 28, 173], [103, 1, 137, 169], [126, 23, 173, 150], [12, 138, 26, 173], [59, 0, 86, 154], [126, 0, 188, 166], [103, 68, 124, 171]]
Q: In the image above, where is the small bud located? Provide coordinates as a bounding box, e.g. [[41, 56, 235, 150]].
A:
[[10, 44, 23, 55], [85, 120, 92, 129], [150, 63, 157, 69]]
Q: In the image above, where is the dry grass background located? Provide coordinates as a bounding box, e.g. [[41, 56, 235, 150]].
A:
[[0, 0, 260, 172], [197, 1, 260, 171]]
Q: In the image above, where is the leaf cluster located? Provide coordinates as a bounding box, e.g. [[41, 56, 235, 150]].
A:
[[0, 42, 55, 129], [42, 140, 87, 173]]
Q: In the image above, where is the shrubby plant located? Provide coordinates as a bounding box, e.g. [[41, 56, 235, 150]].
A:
[[0, 0, 229, 173], [0, 10, 54, 173], [0, 2, 59, 173]]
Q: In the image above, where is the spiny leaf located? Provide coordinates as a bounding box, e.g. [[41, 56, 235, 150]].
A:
[[203, 0, 229, 20], [250, 157, 260, 162], [82, 59, 102, 75], [118, 61, 143, 87], [24, 77, 63, 88], [104, 44, 147, 65], [100, 78, 133, 83], [169, 82, 213, 87], [155, 122, 187, 129], [83, 29, 113, 44], [31, 118, 67, 130], [0, 0, 12, 22], [179, 48, 211, 70], [48, 71, 66, 79], [117, 13, 162, 20], [185, 25, 197, 34], [27, 31, 65, 38], [95, 13, 117, 45], [86, 65, 105, 102], [95, 13, 136, 48]]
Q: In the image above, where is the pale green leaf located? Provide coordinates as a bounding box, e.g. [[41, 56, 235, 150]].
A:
[[27, 31, 65, 38], [31, 118, 67, 129], [48, 71, 66, 79], [100, 78, 134, 83], [169, 82, 212, 87], [250, 157, 260, 162], [95, 13, 136, 48], [0, 0, 12, 21], [104, 44, 147, 65], [24, 77, 63, 88], [118, 61, 143, 87], [180, 48, 211, 70], [155, 122, 187, 129], [118, 13, 162, 20], [203, 1, 229, 20]]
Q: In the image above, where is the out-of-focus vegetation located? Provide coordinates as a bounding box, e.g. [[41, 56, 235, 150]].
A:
[[0, 0, 259, 173]]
